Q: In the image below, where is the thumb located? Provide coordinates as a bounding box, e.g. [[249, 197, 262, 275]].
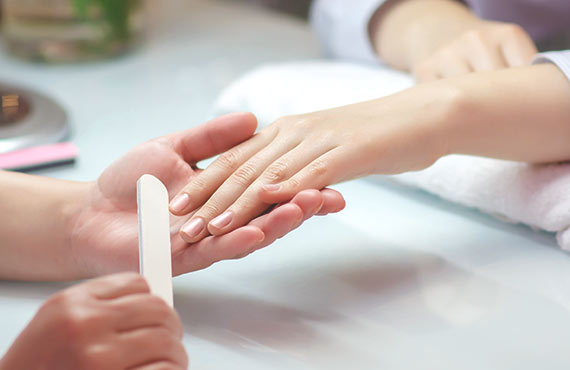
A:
[[169, 112, 258, 164]]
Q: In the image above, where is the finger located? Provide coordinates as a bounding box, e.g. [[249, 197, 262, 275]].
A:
[[179, 135, 300, 242], [169, 126, 277, 216], [316, 188, 346, 215], [84, 272, 150, 300], [110, 294, 183, 338], [118, 327, 188, 369], [258, 148, 345, 204], [204, 141, 332, 236], [167, 112, 257, 164], [172, 189, 346, 275], [414, 64, 441, 83], [173, 190, 343, 274], [286, 189, 324, 221], [438, 58, 473, 79], [172, 226, 265, 275], [244, 190, 343, 253], [247, 203, 304, 250], [131, 361, 185, 370], [501, 32, 537, 67], [468, 39, 507, 71]]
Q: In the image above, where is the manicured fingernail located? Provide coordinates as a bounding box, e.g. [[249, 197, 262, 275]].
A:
[[263, 184, 281, 192], [209, 211, 233, 230], [182, 218, 204, 239], [170, 193, 190, 213]]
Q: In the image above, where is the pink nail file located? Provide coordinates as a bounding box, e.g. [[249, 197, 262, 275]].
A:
[[0, 142, 78, 171], [137, 175, 174, 307]]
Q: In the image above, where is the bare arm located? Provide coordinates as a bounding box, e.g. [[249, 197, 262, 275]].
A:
[[443, 64, 570, 162], [170, 63, 570, 240], [0, 172, 87, 280], [0, 116, 346, 281]]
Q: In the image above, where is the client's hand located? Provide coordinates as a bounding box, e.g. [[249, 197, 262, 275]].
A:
[[0, 273, 188, 370], [170, 89, 447, 242], [414, 21, 537, 82], [69, 113, 345, 277]]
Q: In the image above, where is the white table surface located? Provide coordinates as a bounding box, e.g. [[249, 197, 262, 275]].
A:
[[1, 1, 570, 369]]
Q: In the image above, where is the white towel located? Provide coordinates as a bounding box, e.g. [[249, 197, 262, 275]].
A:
[[213, 61, 570, 250]]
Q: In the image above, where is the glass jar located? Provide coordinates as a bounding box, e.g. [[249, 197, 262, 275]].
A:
[[1, 0, 145, 63]]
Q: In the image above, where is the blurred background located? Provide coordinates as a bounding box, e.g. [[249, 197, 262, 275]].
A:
[[0, 0, 316, 175]]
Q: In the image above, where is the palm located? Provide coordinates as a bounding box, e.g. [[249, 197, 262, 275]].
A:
[[71, 138, 196, 277], [68, 114, 345, 279]]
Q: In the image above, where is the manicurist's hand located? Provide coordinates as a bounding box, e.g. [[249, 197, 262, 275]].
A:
[[0, 113, 345, 281], [412, 20, 537, 82], [70, 113, 345, 278], [371, 0, 537, 82], [0, 273, 187, 370]]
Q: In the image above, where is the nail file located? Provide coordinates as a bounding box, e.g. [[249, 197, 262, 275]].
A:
[[137, 174, 174, 307]]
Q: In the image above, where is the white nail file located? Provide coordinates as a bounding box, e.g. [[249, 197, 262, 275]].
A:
[[137, 174, 174, 307]]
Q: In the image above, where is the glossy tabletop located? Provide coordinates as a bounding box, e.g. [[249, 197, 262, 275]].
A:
[[1, 1, 569, 369]]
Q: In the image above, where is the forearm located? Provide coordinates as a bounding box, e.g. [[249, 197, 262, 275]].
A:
[[371, 0, 480, 70], [439, 64, 570, 163], [0, 171, 89, 281]]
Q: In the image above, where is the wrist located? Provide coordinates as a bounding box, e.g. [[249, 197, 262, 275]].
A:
[[394, 81, 463, 167], [427, 76, 477, 158], [61, 181, 93, 280]]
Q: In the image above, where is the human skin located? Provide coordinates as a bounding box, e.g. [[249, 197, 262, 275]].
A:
[[370, 0, 538, 81], [169, 64, 570, 242], [0, 273, 188, 370], [0, 113, 345, 281]]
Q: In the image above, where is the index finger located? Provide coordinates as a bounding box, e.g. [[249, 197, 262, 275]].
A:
[[82, 272, 150, 300]]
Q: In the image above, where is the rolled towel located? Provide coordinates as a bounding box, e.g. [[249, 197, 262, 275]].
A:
[[213, 61, 570, 250]]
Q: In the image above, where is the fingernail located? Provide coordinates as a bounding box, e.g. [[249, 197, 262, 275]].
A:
[[182, 218, 204, 239], [170, 193, 190, 213], [209, 212, 233, 230], [263, 184, 281, 192]]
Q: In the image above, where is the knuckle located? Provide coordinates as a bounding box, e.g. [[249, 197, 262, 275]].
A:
[[199, 202, 222, 217], [78, 345, 107, 370], [307, 160, 329, 178], [118, 272, 148, 288], [291, 116, 317, 130], [274, 115, 295, 127], [93, 272, 148, 293], [501, 23, 524, 36], [148, 295, 174, 320], [231, 162, 258, 186], [186, 175, 208, 194], [464, 29, 485, 44], [215, 150, 241, 172], [60, 308, 102, 341], [155, 328, 178, 352], [287, 177, 302, 191], [438, 48, 458, 63], [414, 61, 435, 78], [263, 161, 289, 182]]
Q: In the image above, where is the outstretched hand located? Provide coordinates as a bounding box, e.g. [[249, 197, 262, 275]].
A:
[[69, 113, 345, 278]]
